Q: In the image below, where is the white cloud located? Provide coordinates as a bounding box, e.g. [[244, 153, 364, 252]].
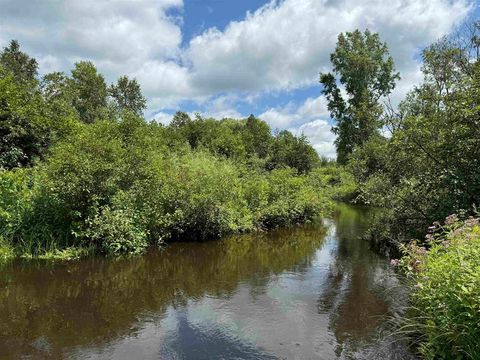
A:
[[260, 107, 296, 129], [298, 96, 330, 118], [0, 0, 472, 123], [151, 111, 173, 125], [259, 95, 330, 129], [0, 0, 185, 106], [293, 120, 336, 159], [185, 0, 471, 98], [258, 95, 336, 158]]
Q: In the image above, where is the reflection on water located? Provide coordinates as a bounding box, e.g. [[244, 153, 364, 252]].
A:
[[0, 204, 413, 359]]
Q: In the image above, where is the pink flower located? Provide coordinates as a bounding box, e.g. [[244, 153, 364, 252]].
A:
[[465, 217, 479, 228], [445, 214, 458, 226], [416, 247, 427, 256], [390, 259, 400, 267]]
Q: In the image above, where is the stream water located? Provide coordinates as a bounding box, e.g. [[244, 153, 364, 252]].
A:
[[0, 204, 414, 359]]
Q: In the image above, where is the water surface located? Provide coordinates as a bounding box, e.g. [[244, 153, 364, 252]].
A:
[[0, 205, 413, 359]]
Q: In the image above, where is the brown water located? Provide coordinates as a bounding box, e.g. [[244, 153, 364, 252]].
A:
[[0, 205, 413, 359]]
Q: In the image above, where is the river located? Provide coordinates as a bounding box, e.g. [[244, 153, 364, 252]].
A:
[[0, 204, 414, 359]]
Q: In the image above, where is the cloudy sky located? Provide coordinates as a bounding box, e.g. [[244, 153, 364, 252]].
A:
[[0, 0, 477, 157]]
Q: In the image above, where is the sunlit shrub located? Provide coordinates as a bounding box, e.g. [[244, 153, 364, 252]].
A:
[[132, 151, 254, 242], [0, 114, 343, 257], [397, 215, 480, 359], [86, 205, 148, 255], [307, 166, 357, 201], [255, 169, 327, 228]]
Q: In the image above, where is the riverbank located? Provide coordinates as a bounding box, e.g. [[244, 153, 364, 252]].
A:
[[1, 42, 358, 262], [0, 153, 356, 262]]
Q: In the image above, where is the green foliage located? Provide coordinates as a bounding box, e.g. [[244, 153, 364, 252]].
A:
[[268, 130, 319, 173], [0, 113, 346, 257], [244, 114, 271, 158], [87, 205, 148, 256], [109, 75, 146, 116], [308, 165, 357, 201], [0, 236, 14, 263], [256, 169, 327, 228], [320, 29, 399, 163], [350, 29, 480, 246], [0, 39, 351, 259], [132, 151, 254, 242], [0, 67, 48, 168], [338, 25, 480, 359], [398, 216, 480, 359], [167, 113, 318, 173], [0, 41, 79, 169], [0, 168, 32, 238], [70, 61, 108, 123], [0, 40, 38, 85]]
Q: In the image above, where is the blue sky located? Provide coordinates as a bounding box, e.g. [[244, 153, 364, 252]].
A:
[[0, 0, 477, 157]]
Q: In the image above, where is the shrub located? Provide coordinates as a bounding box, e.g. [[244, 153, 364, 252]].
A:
[[307, 165, 357, 201], [256, 169, 327, 228], [0, 111, 340, 257], [86, 205, 148, 256], [0, 236, 14, 262], [398, 215, 480, 359], [133, 151, 254, 242]]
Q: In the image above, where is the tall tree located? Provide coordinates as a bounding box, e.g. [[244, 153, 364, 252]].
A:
[[170, 111, 192, 128], [109, 76, 146, 116], [244, 114, 272, 158], [320, 29, 399, 164], [0, 66, 47, 168], [70, 61, 108, 123], [0, 40, 38, 85]]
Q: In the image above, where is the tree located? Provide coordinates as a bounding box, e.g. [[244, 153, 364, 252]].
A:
[[170, 111, 192, 128], [41, 71, 78, 121], [0, 66, 47, 168], [70, 61, 108, 123], [320, 29, 399, 164], [0, 40, 38, 85], [109, 76, 146, 116], [244, 114, 272, 158], [351, 25, 480, 245], [268, 130, 319, 173]]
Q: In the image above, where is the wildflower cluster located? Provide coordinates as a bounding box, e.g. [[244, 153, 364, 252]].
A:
[[394, 213, 480, 359], [391, 212, 479, 276]]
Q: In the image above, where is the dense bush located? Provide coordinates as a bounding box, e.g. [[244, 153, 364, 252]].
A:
[[347, 33, 480, 249], [131, 151, 254, 242], [397, 216, 480, 359], [86, 204, 148, 256], [0, 115, 346, 258]]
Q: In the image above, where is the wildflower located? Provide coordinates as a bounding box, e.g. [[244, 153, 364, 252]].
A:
[[390, 259, 400, 267], [452, 228, 463, 237], [425, 233, 434, 242], [442, 240, 450, 248], [465, 217, 479, 228], [445, 214, 458, 226], [416, 246, 427, 256]]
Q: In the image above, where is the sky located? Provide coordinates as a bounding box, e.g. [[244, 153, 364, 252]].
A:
[[0, 0, 477, 158]]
